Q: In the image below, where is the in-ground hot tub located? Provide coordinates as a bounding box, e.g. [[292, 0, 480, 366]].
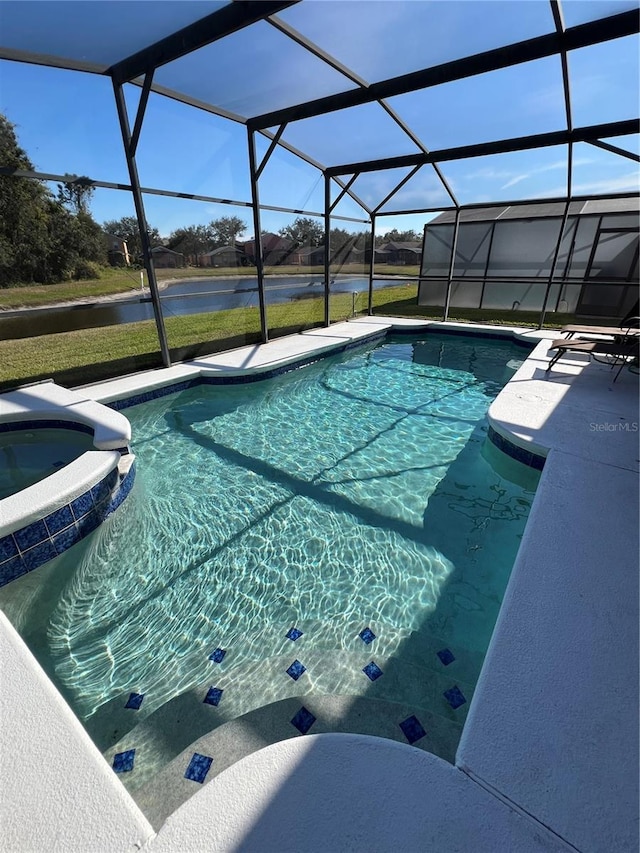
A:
[[0, 381, 135, 586], [0, 424, 96, 500]]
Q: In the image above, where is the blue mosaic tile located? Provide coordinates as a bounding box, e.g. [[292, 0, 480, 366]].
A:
[[14, 520, 48, 552], [0, 419, 93, 436], [487, 426, 545, 471], [125, 692, 144, 710], [286, 660, 306, 681], [21, 539, 57, 572], [70, 491, 94, 520], [399, 715, 427, 745], [209, 648, 226, 663], [359, 627, 376, 645], [437, 648, 455, 666], [286, 627, 303, 641], [203, 687, 223, 707], [0, 556, 26, 587], [185, 752, 213, 784], [51, 460, 64, 469], [0, 534, 18, 563], [52, 524, 81, 556], [362, 661, 383, 681], [44, 505, 75, 536], [113, 749, 135, 773], [291, 706, 316, 734], [90, 478, 112, 507], [444, 685, 467, 710], [76, 510, 101, 537]]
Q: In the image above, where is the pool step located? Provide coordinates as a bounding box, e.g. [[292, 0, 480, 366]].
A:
[[86, 618, 483, 752], [133, 693, 465, 831], [103, 647, 475, 794]]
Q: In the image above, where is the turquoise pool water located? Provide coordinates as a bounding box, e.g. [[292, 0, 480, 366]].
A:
[[0, 427, 94, 500], [0, 333, 539, 810]]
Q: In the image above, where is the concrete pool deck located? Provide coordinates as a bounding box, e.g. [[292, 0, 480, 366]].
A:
[[1, 320, 637, 851]]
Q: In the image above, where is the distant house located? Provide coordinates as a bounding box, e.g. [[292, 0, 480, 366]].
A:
[[199, 246, 249, 267], [151, 246, 184, 269], [377, 241, 422, 265], [104, 232, 130, 266], [243, 233, 293, 266], [286, 246, 325, 266]]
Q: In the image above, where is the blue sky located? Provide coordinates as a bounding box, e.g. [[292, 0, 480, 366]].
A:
[[0, 0, 638, 241]]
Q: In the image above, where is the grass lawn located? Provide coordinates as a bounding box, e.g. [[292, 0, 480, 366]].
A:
[[0, 284, 572, 390]]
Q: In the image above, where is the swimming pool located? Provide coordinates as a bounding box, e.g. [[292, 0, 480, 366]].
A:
[[0, 332, 539, 824]]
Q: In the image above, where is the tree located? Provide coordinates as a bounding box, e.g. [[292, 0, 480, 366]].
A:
[[56, 174, 95, 215], [102, 215, 161, 261], [167, 225, 212, 260], [0, 114, 53, 286], [380, 228, 421, 244], [208, 215, 247, 248], [0, 112, 107, 285], [278, 216, 324, 248]]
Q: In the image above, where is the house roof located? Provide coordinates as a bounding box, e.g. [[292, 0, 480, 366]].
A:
[[151, 245, 183, 255], [202, 245, 246, 257], [430, 197, 640, 225]]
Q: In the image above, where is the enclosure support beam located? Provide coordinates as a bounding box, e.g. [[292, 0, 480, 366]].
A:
[[540, 6, 573, 331], [248, 129, 269, 343], [110, 1, 298, 83], [112, 79, 171, 368], [129, 70, 154, 158], [324, 173, 331, 327], [255, 123, 288, 180], [368, 216, 376, 316], [589, 139, 640, 164], [250, 10, 639, 129], [330, 175, 358, 213], [372, 165, 423, 215], [443, 208, 461, 322], [325, 118, 639, 177]]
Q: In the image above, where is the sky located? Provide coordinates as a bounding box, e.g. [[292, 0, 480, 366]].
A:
[[0, 0, 638, 241]]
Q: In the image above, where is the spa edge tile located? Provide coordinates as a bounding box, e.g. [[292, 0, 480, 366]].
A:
[[0, 534, 18, 562], [21, 540, 57, 572], [44, 505, 75, 536], [14, 519, 48, 552]]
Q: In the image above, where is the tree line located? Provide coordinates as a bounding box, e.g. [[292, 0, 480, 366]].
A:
[[0, 115, 107, 287], [0, 112, 421, 287]]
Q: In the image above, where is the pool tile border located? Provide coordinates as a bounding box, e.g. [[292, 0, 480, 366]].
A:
[[0, 461, 136, 588], [0, 419, 94, 436], [487, 426, 546, 471], [109, 332, 388, 411]]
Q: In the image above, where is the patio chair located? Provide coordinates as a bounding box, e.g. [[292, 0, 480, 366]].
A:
[[559, 301, 639, 340], [546, 327, 640, 381]]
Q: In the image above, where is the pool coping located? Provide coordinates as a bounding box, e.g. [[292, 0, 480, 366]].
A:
[[3, 318, 635, 852]]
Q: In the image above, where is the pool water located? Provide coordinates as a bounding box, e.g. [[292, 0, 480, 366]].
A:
[[0, 428, 95, 500], [0, 333, 539, 814]]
